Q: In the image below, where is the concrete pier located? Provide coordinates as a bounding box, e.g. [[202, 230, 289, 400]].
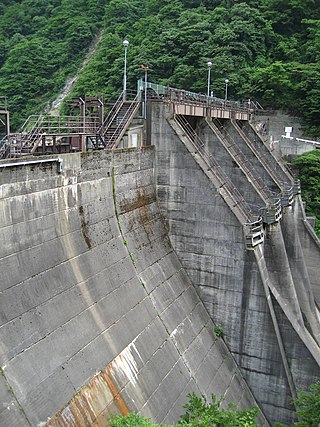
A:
[[151, 101, 320, 425]]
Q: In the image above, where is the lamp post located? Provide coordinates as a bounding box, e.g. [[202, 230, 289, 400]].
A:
[[123, 39, 129, 100], [140, 64, 149, 119], [144, 66, 149, 119], [225, 78, 229, 104], [207, 61, 212, 98]]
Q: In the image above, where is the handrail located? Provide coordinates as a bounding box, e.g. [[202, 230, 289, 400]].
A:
[[233, 119, 294, 207], [210, 118, 276, 203], [209, 118, 282, 224], [167, 87, 249, 112], [136, 79, 257, 113], [232, 119, 291, 190], [100, 90, 125, 134], [106, 93, 141, 148], [175, 114, 253, 221], [174, 114, 264, 248]]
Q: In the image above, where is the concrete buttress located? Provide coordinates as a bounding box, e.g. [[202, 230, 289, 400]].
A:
[[151, 101, 320, 426]]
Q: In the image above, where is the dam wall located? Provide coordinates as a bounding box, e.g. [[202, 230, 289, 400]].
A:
[[295, 198, 320, 303], [151, 102, 320, 426], [0, 148, 268, 426]]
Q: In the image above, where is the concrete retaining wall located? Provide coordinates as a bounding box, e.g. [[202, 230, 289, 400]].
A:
[[0, 148, 267, 426]]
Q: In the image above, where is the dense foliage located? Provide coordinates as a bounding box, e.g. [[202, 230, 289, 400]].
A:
[[0, 0, 106, 127], [178, 392, 259, 426], [111, 386, 320, 427], [110, 413, 171, 427], [292, 382, 320, 427], [276, 382, 320, 427], [0, 0, 319, 135], [292, 150, 320, 236], [110, 393, 259, 427]]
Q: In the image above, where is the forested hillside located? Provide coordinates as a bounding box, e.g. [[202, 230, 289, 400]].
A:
[[0, 0, 319, 135], [0, 0, 106, 127]]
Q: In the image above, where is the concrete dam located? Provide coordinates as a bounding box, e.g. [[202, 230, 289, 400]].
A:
[[0, 89, 319, 427]]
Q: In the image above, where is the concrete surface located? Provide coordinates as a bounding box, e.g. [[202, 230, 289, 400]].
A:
[[151, 101, 320, 426], [0, 148, 268, 426]]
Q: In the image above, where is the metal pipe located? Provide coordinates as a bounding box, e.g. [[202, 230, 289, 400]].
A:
[[0, 157, 63, 173], [123, 40, 129, 100], [207, 61, 212, 98]]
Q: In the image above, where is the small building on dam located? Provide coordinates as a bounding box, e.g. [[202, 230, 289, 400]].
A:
[[0, 84, 319, 426]]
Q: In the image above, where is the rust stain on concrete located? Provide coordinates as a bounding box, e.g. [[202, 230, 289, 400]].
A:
[[119, 187, 155, 215], [46, 360, 129, 427], [104, 367, 130, 416]]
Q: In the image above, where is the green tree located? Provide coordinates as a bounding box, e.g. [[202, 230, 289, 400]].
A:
[[178, 392, 259, 427], [293, 383, 320, 427], [291, 150, 320, 236], [110, 413, 171, 427], [108, 393, 260, 427], [276, 382, 320, 427]]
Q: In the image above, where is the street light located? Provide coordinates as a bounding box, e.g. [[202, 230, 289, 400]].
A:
[[140, 64, 149, 119], [123, 39, 129, 100], [207, 61, 212, 98], [225, 78, 229, 104]]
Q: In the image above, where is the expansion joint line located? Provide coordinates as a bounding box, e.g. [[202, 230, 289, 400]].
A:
[[111, 165, 137, 269], [0, 368, 32, 426]]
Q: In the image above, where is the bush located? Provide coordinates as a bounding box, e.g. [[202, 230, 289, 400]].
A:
[[109, 393, 259, 427], [110, 413, 172, 427], [178, 392, 259, 427]]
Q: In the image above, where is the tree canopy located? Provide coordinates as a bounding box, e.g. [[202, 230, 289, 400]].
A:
[[0, 0, 319, 134], [292, 150, 320, 236]]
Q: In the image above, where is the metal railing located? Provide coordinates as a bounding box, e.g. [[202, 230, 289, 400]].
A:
[[209, 118, 283, 224], [232, 119, 292, 192], [175, 114, 252, 219], [100, 91, 125, 135], [244, 218, 265, 248], [210, 118, 277, 203], [174, 114, 264, 248], [16, 115, 100, 136], [234, 119, 294, 207], [104, 92, 141, 148], [137, 79, 254, 113]]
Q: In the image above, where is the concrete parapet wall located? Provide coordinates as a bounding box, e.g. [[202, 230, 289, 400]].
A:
[[0, 148, 266, 426]]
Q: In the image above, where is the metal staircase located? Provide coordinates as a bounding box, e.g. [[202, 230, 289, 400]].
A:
[[2, 115, 44, 157], [208, 118, 282, 225], [172, 114, 264, 248], [0, 91, 141, 158], [231, 119, 294, 206], [100, 91, 141, 148]]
